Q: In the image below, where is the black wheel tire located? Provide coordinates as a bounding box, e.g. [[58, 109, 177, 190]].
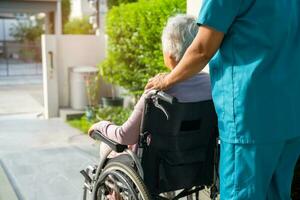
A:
[[92, 162, 151, 200]]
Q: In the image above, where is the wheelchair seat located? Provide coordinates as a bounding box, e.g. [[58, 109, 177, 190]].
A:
[[140, 92, 218, 195]]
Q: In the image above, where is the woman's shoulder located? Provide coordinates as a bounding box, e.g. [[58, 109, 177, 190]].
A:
[[191, 72, 210, 80], [175, 72, 211, 87], [166, 72, 212, 102]]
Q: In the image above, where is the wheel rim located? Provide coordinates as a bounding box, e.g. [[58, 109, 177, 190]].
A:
[[95, 170, 139, 200], [92, 162, 150, 200]]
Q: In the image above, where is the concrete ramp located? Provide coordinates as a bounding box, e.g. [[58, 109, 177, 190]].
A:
[[0, 163, 18, 200], [0, 147, 97, 200], [0, 117, 99, 200]]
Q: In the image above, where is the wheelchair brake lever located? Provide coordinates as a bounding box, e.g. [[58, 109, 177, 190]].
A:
[[152, 97, 170, 120]]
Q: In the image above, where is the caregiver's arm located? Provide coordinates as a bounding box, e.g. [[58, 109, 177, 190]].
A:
[[145, 25, 224, 90]]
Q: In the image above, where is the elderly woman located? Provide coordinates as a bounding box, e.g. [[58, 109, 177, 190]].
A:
[[89, 14, 212, 152]]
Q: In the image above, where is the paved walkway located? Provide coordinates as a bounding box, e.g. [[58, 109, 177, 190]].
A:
[[0, 116, 99, 200], [0, 78, 99, 200], [0, 75, 43, 116]]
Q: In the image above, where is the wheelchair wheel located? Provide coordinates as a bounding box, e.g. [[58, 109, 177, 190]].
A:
[[92, 162, 151, 200]]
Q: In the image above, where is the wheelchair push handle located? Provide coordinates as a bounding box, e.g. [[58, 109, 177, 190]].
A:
[[90, 130, 128, 153], [156, 91, 174, 104], [146, 90, 175, 104]]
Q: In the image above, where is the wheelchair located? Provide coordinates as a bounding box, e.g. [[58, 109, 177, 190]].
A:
[[81, 90, 220, 200]]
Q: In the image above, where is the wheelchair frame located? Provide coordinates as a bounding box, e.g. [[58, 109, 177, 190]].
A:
[[81, 90, 220, 200]]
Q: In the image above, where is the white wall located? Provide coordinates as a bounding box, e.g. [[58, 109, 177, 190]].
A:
[[70, 0, 94, 19], [70, 0, 82, 19], [187, 0, 210, 73], [42, 35, 59, 118], [187, 0, 202, 17], [56, 34, 111, 107], [42, 34, 112, 117]]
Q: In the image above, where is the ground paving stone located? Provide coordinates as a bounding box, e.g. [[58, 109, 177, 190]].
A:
[[0, 116, 99, 200]]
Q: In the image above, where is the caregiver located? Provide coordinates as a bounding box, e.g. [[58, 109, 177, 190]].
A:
[[146, 1, 300, 200]]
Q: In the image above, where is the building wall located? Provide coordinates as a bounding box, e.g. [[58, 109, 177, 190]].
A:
[[42, 34, 110, 117], [186, 0, 209, 73], [70, 0, 94, 19], [187, 0, 202, 17], [55, 34, 108, 107]]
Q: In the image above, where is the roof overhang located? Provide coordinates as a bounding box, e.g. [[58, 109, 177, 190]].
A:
[[0, 13, 15, 19], [0, 0, 58, 14], [7, 0, 57, 2]]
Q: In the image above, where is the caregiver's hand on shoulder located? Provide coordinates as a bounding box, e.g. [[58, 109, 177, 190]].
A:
[[145, 73, 170, 90]]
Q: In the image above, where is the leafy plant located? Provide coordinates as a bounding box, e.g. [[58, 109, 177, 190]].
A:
[[96, 106, 132, 125], [67, 116, 94, 133], [107, 0, 138, 9], [10, 18, 44, 42], [64, 16, 95, 34], [19, 49, 36, 62], [84, 73, 100, 107], [62, 0, 71, 29], [10, 16, 43, 61], [67, 106, 132, 133], [100, 0, 186, 96]]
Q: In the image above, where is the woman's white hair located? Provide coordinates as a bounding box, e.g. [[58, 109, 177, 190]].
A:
[[162, 14, 198, 62]]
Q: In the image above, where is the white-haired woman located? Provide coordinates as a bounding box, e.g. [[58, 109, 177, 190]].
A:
[[89, 14, 212, 154]]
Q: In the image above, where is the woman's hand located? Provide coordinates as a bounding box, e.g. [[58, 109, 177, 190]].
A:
[[88, 124, 97, 136], [145, 73, 170, 90]]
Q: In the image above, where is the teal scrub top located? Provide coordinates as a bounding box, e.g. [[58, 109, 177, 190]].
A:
[[197, 0, 300, 144]]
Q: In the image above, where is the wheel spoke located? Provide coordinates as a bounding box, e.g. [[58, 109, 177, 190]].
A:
[[92, 162, 151, 200], [99, 171, 138, 200]]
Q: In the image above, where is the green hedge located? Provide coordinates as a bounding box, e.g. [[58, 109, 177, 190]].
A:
[[96, 106, 132, 125], [67, 106, 132, 134], [107, 0, 138, 9], [100, 0, 186, 96], [64, 16, 94, 34], [62, 0, 71, 29], [67, 116, 94, 134]]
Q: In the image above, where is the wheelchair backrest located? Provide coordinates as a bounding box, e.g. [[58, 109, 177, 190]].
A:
[[140, 92, 218, 194]]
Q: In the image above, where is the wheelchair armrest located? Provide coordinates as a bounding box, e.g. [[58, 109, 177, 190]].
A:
[[90, 130, 128, 153]]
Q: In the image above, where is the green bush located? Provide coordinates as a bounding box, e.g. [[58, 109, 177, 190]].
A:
[[10, 19, 44, 42], [107, 0, 138, 9], [96, 106, 132, 125], [100, 0, 186, 96], [64, 16, 94, 34], [67, 116, 94, 133], [67, 106, 132, 133], [62, 0, 71, 30], [62, 0, 71, 23]]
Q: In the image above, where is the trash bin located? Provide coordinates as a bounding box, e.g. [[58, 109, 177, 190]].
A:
[[70, 66, 99, 110]]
